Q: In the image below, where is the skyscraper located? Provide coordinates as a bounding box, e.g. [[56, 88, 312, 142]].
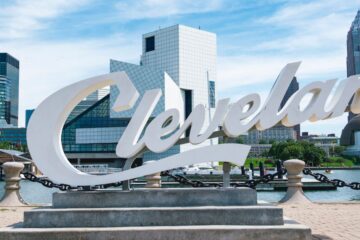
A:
[[0, 53, 19, 126], [340, 11, 360, 156], [346, 10, 360, 121]]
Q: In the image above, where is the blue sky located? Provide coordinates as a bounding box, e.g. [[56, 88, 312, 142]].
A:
[[0, 0, 359, 136]]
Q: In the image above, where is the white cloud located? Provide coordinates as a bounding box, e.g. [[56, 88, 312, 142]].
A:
[[0, 0, 90, 39], [217, 51, 346, 93], [115, 0, 223, 20], [256, 0, 359, 52], [301, 115, 347, 136]]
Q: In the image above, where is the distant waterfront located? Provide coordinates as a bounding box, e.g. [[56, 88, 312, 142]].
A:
[[0, 169, 359, 204]]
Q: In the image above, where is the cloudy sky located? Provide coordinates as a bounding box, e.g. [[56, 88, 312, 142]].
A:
[[0, 0, 359, 136]]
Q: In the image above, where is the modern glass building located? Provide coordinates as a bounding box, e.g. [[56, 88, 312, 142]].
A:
[[243, 77, 300, 144], [61, 25, 217, 166], [341, 11, 360, 156], [0, 53, 19, 126], [0, 127, 26, 146], [62, 95, 133, 167], [346, 10, 360, 121]]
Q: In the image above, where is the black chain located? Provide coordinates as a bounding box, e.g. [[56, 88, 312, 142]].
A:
[[161, 169, 287, 189], [160, 172, 222, 188], [22, 172, 123, 191], [303, 168, 360, 190], [235, 169, 287, 189], [26, 167, 360, 191]]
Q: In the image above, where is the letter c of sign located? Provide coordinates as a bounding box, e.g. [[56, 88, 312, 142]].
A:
[[27, 72, 250, 186]]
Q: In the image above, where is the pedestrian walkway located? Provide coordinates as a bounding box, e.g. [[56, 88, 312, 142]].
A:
[[281, 202, 360, 240], [1, 203, 359, 239]]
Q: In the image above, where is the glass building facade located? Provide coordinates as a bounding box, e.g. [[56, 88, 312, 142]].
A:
[[340, 11, 360, 155], [346, 10, 360, 121], [25, 109, 34, 128], [0, 127, 26, 145], [62, 95, 129, 153], [0, 53, 19, 126], [208, 80, 216, 108]]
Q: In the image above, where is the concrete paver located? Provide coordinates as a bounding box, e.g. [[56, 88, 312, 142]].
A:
[[281, 202, 360, 240], [1, 203, 359, 240]]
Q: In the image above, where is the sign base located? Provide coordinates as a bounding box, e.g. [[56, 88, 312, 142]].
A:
[[0, 188, 312, 240]]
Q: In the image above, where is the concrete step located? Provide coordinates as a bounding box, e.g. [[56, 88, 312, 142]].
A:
[[52, 188, 257, 208], [0, 222, 312, 240], [24, 206, 283, 228]]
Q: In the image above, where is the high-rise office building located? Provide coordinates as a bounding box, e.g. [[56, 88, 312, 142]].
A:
[[0, 53, 19, 126], [346, 10, 360, 121], [244, 77, 300, 144], [340, 10, 360, 155]]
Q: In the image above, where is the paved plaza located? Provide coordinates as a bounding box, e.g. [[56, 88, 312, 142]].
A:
[[281, 202, 360, 240], [0, 202, 359, 239]]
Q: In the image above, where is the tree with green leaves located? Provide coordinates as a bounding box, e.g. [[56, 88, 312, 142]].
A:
[[268, 140, 326, 166]]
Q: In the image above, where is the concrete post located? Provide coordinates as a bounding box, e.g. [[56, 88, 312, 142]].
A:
[[0, 162, 28, 206], [144, 161, 161, 188], [279, 159, 311, 204], [223, 162, 231, 188], [221, 135, 231, 188]]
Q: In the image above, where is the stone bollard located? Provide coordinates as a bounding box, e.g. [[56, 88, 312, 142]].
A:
[[0, 162, 28, 206], [144, 161, 161, 188], [279, 159, 311, 204]]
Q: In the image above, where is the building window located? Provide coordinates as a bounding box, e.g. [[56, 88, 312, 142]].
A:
[[145, 36, 155, 52], [182, 89, 192, 137], [209, 80, 215, 108]]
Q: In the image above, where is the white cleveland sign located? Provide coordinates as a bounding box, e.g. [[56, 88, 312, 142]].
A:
[[27, 62, 360, 185]]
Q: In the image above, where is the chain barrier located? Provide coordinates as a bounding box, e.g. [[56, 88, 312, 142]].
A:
[[24, 166, 360, 191], [22, 172, 123, 191], [161, 169, 287, 189], [160, 171, 222, 188], [23, 168, 287, 191], [303, 168, 360, 190]]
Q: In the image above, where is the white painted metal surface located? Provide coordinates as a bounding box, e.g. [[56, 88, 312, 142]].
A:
[[27, 62, 360, 185]]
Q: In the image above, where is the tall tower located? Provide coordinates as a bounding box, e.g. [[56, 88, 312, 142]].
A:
[[0, 53, 19, 126], [141, 25, 217, 119], [346, 10, 360, 122]]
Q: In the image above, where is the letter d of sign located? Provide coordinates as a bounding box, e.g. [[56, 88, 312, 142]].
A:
[[27, 72, 250, 186]]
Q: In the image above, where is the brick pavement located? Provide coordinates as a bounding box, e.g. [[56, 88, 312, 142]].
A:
[[281, 202, 360, 240]]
